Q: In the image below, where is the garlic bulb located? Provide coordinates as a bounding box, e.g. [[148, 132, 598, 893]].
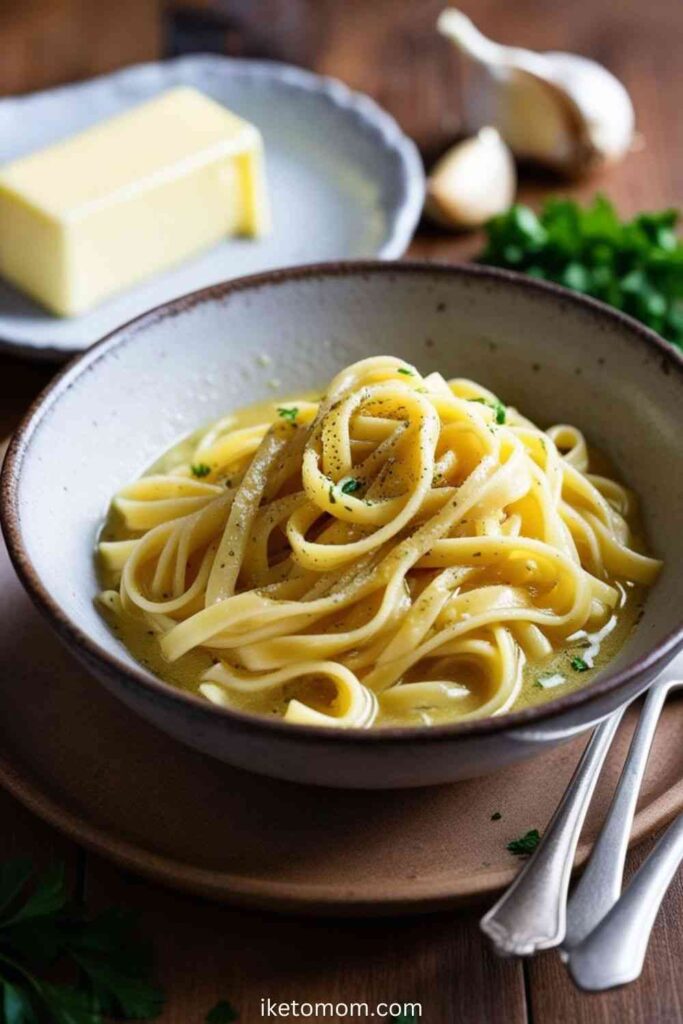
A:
[[438, 8, 635, 178], [425, 127, 516, 229]]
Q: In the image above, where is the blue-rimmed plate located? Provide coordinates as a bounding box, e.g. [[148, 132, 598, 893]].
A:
[[0, 56, 424, 360]]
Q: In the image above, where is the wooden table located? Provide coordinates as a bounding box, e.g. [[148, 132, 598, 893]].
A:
[[1, 1, 682, 1020]]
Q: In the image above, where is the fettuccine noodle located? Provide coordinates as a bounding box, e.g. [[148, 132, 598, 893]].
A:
[[97, 357, 660, 728]]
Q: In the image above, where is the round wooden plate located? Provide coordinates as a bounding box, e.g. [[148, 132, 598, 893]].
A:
[[1, 530, 682, 915]]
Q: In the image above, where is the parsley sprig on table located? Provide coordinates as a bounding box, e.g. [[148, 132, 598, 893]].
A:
[[0, 859, 163, 1023], [481, 196, 683, 347], [506, 829, 541, 857], [206, 1001, 239, 1023]]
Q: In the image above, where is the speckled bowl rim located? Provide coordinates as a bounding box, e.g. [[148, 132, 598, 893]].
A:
[[2, 261, 683, 747]]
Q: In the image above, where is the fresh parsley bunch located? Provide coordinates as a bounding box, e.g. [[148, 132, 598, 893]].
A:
[[481, 195, 683, 347], [0, 859, 163, 1023]]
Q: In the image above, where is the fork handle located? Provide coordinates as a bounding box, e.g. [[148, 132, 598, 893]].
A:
[[563, 677, 679, 950], [480, 708, 625, 956], [567, 813, 683, 990]]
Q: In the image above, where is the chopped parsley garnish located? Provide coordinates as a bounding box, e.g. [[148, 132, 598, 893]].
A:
[[481, 195, 683, 348], [470, 397, 506, 424], [206, 1000, 239, 1023], [191, 462, 211, 478], [491, 811, 502, 821], [397, 368, 414, 376], [0, 859, 163, 1022], [507, 829, 541, 856], [277, 406, 298, 423], [328, 484, 337, 505], [571, 656, 589, 672], [340, 478, 362, 495]]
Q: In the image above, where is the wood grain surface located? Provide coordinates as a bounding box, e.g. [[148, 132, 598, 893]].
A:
[[0, 1, 681, 1020]]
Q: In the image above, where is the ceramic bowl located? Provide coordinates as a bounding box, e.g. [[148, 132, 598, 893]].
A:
[[2, 263, 682, 788]]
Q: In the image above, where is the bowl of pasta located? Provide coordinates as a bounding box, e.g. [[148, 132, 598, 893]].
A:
[[2, 262, 682, 787]]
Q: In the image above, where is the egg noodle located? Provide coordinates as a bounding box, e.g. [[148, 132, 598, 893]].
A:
[[98, 356, 660, 728]]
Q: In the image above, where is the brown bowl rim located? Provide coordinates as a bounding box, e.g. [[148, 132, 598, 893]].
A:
[[2, 259, 683, 747]]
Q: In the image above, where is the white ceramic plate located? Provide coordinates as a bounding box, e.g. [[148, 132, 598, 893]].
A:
[[0, 56, 423, 360]]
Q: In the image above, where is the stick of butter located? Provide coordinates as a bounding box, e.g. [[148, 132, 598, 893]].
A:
[[0, 86, 270, 317]]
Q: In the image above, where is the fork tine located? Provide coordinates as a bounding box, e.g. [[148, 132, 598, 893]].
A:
[[562, 676, 683, 951]]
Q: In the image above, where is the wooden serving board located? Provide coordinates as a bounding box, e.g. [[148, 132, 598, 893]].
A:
[[1, 530, 682, 915]]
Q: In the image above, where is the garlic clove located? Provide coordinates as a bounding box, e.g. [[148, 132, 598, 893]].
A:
[[425, 127, 516, 229], [543, 52, 635, 168], [438, 8, 635, 178]]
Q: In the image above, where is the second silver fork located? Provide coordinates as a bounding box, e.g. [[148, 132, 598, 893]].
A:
[[480, 672, 683, 988]]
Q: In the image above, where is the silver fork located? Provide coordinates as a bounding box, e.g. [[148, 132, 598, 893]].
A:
[[480, 671, 683, 990]]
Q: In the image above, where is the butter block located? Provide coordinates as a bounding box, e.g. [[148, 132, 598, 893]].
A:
[[0, 87, 270, 316]]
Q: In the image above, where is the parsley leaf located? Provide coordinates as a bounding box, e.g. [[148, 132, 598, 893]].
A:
[[340, 478, 362, 495], [481, 196, 683, 348], [277, 406, 298, 423], [397, 368, 414, 376], [2, 862, 66, 927], [70, 908, 163, 1019], [29, 982, 95, 1024], [570, 656, 589, 672], [0, 859, 163, 1023], [507, 829, 541, 856], [0, 860, 34, 918], [191, 463, 211, 478], [2, 979, 35, 1024], [470, 397, 506, 423], [206, 1000, 239, 1023]]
